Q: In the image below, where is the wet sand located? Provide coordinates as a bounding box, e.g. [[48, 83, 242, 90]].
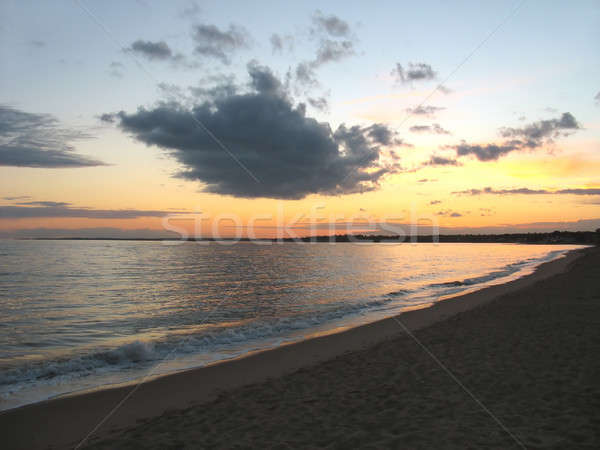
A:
[[2, 246, 598, 449]]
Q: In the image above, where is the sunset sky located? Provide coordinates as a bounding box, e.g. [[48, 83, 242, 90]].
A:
[[1, 0, 599, 238]]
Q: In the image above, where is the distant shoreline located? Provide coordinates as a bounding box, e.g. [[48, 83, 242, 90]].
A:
[[3, 230, 599, 245]]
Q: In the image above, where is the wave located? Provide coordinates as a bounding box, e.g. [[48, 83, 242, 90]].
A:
[[0, 341, 157, 389], [0, 295, 402, 394], [429, 251, 565, 289]]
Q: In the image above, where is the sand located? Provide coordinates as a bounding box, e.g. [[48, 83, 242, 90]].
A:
[[1, 246, 599, 449]]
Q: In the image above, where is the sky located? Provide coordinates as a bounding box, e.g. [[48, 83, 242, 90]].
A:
[[1, 0, 599, 238]]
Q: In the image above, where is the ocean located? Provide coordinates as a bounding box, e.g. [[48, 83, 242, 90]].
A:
[[0, 240, 582, 410]]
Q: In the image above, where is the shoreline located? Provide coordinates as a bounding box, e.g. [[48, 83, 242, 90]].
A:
[[0, 246, 592, 449]]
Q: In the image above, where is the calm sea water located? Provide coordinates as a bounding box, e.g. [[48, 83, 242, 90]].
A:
[[0, 240, 581, 410]]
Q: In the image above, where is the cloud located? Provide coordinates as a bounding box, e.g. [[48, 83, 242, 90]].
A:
[[126, 40, 174, 60], [311, 11, 351, 37], [436, 209, 462, 217], [191, 23, 251, 64], [294, 61, 319, 89], [0, 203, 187, 219], [307, 96, 328, 111], [15, 201, 70, 207], [3, 196, 31, 201], [0, 105, 105, 168], [27, 40, 45, 48], [270, 33, 294, 54], [450, 112, 581, 162], [247, 61, 284, 95], [292, 12, 355, 90], [595, 91, 600, 105], [178, 1, 201, 19], [559, 188, 600, 195], [314, 39, 355, 66], [409, 123, 450, 135], [418, 178, 437, 183], [453, 186, 600, 195], [99, 113, 117, 123], [293, 40, 355, 90], [498, 112, 580, 148], [107, 65, 402, 200], [405, 105, 445, 117], [424, 155, 460, 166], [365, 124, 394, 145], [391, 63, 436, 84], [108, 61, 124, 78], [0, 227, 180, 239], [454, 142, 518, 161], [185, 74, 238, 102], [430, 200, 442, 205]]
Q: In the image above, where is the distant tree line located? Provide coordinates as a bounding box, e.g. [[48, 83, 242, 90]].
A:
[[29, 230, 600, 244]]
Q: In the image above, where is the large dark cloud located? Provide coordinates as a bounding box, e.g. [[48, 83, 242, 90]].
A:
[[0, 105, 104, 168], [107, 66, 401, 200], [0, 203, 187, 219], [191, 23, 251, 64], [450, 112, 581, 162], [453, 186, 600, 195], [391, 63, 436, 84]]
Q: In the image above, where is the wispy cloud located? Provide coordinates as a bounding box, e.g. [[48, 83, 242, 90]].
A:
[[0, 105, 105, 168], [406, 105, 445, 117], [453, 186, 600, 195], [424, 155, 460, 166], [391, 62, 436, 84], [436, 209, 462, 217], [0, 203, 188, 219], [450, 112, 581, 162], [409, 123, 450, 135], [191, 23, 251, 64]]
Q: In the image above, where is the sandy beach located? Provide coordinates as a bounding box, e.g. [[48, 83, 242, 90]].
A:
[[1, 246, 598, 449]]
